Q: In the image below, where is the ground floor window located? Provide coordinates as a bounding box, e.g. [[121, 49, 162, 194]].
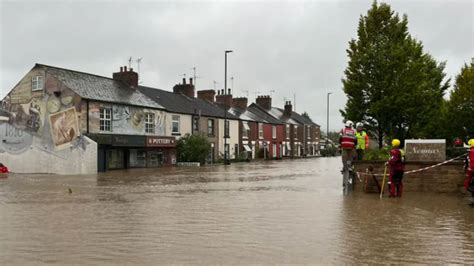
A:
[[108, 149, 125, 169]]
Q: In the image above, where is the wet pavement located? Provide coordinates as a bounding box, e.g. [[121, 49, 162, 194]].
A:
[[0, 157, 473, 264]]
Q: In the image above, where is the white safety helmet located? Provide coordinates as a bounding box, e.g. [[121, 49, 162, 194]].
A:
[[345, 120, 354, 128], [356, 122, 363, 128]]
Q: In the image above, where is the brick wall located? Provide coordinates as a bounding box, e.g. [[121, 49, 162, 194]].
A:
[[354, 160, 465, 193]]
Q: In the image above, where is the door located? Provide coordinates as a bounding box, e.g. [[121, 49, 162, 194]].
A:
[[98, 148, 106, 172]]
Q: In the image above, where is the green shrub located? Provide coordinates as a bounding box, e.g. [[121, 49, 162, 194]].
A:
[[364, 148, 390, 161]]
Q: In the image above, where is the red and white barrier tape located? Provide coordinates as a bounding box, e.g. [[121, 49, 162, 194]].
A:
[[357, 153, 467, 177]]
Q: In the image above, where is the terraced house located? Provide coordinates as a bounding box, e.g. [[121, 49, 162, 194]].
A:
[[0, 63, 321, 175]]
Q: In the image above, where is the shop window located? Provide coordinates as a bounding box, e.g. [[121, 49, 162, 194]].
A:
[[100, 108, 112, 132], [31, 76, 43, 91], [208, 119, 214, 136], [148, 151, 163, 167], [172, 115, 180, 135], [108, 149, 124, 169], [129, 149, 146, 167], [145, 113, 155, 134], [258, 123, 263, 139]]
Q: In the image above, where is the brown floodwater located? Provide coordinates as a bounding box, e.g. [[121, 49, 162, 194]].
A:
[[0, 157, 473, 264]]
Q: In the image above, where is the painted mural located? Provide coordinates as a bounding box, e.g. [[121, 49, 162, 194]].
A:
[[0, 68, 89, 156], [88, 102, 166, 135]]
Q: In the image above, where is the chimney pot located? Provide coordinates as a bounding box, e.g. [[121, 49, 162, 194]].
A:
[[190, 78, 193, 85], [120, 67, 123, 72], [228, 88, 231, 95], [124, 66, 127, 72], [130, 68, 133, 72], [182, 78, 186, 85]]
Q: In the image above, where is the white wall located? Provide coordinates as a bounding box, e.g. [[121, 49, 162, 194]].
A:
[[0, 136, 97, 175], [164, 112, 192, 138], [218, 118, 239, 159]]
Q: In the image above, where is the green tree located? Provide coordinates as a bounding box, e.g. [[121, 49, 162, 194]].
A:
[[441, 61, 474, 143], [176, 133, 211, 164], [341, 1, 448, 148]]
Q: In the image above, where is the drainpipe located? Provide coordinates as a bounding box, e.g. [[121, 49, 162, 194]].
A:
[[86, 99, 90, 134]]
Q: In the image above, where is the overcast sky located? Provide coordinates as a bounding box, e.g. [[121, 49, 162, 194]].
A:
[[1, 0, 472, 131]]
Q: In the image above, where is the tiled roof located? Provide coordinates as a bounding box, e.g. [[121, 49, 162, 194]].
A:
[[248, 104, 284, 125], [264, 106, 300, 125], [138, 86, 239, 120], [228, 107, 266, 123], [38, 64, 165, 110]]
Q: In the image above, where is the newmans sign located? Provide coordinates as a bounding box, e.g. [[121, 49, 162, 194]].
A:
[[404, 139, 445, 162]]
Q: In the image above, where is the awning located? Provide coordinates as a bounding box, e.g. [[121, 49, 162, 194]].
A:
[[243, 122, 250, 131], [243, 144, 252, 152]]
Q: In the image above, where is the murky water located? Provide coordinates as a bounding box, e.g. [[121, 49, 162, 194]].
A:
[[0, 157, 473, 264]]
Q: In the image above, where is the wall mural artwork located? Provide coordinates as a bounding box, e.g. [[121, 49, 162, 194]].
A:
[[0, 69, 89, 155], [89, 102, 165, 135], [49, 107, 79, 150]]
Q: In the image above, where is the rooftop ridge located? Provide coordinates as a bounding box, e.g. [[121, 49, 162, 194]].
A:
[[36, 63, 117, 81]]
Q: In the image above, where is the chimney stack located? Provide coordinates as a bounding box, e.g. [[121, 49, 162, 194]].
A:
[[216, 89, 233, 107], [284, 101, 293, 116], [232, 97, 248, 110], [197, 90, 216, 102], [256, 95, 272, 110], [173, 78, 195, 98], [113, 65, 138, 89]]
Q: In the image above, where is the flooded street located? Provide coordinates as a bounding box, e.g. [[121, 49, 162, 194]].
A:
[[1, 157, 473, 264]]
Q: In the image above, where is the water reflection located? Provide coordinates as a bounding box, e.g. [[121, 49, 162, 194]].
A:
[[0, 158, 473, 264]]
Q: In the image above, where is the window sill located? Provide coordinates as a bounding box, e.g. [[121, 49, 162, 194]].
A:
[[172, 133, 181, 136]]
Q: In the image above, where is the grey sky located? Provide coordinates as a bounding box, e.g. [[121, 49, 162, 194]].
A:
[[1, 0, 472, 131]]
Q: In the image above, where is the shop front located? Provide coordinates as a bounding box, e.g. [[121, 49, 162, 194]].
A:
[[88, 134, 176, 172]]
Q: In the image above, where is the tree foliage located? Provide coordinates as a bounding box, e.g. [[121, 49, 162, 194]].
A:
[[440, 61, 474, 143], [176, 133, 211, 164], [341, 1, 448, 148]]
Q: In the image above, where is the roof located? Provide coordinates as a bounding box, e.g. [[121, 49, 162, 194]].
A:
[[37, 64, 165, 110], [264, 106, 300, 125], [286, 109, 320, 126], [247, 104, 284, 125], [138, 86, 239, 120], [227, 107, 266, 123]]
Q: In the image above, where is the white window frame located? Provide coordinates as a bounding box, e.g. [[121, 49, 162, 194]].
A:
[[31, 76, 43, 91], [272, 125, 276, 139], [145, 112, 155, 134], [258, 123, 263, 139], [242, 122, 249, 139], [307, 125, 311, 139], [294, 125, 298, 139], [286, 125, 290, 139], [100, 108, 112, 132], [172, 115, 180, 135]]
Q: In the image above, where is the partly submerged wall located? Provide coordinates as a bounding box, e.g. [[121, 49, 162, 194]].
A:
[[354, 160, 465, 193]]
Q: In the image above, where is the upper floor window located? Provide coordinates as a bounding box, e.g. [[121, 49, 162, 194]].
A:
[[145, 113, 155, 134], [294, 125, 298, 139], [192, 116, 199, 132], [258, 123, 263, 139], [307, 125, 311, 139], [272, 125, 276, 139], [172, 115, 180, 135], [286, 125, 290, 139], [100, 108, 112, 132], [207, 119, 214, 136], [224, 120, 230, 138], [242, 122, 249, 139], [31, 76, 43, 91]]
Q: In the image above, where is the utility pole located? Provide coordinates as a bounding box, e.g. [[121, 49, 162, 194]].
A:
[[327, 92, 332, 149]]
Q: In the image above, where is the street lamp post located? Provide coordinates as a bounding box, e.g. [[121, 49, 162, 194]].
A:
[[326, 92, 332, 150], [224, 50, 233, 165]]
